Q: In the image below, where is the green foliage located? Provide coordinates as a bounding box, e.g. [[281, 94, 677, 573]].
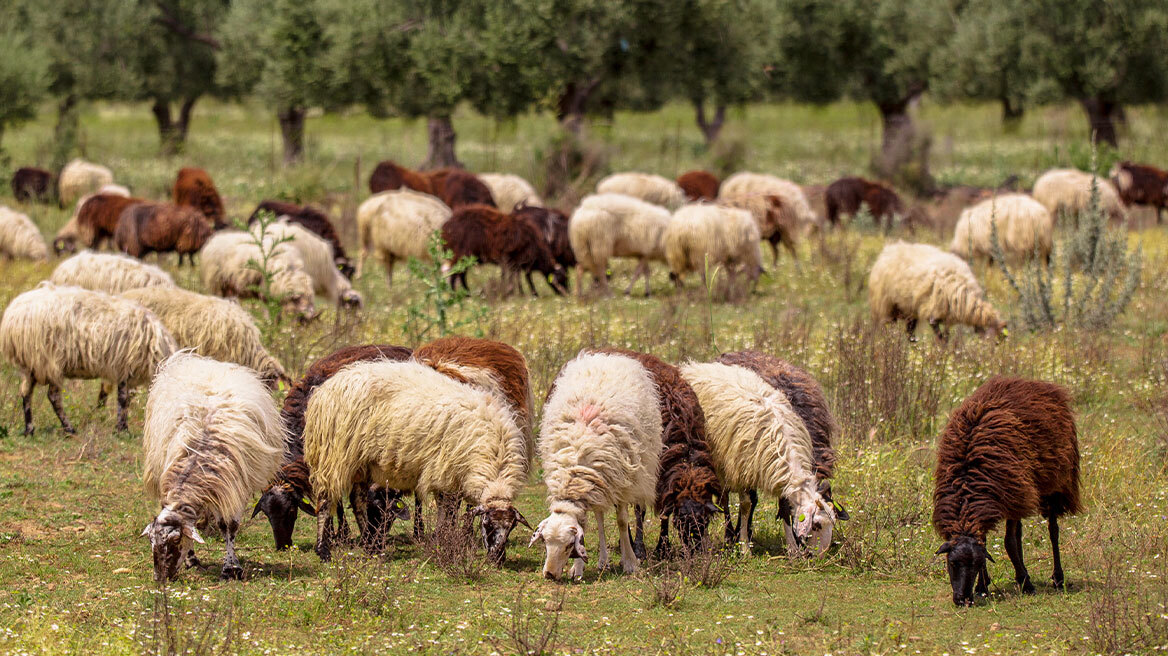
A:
[[240, 209, 295, 342], [402, 231, 487, 343], [0, 26, 48, 162], [218, 0, 331, 109]]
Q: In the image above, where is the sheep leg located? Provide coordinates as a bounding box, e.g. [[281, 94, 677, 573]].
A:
[[21, 377, 34, 436], [595, 509, 608, 571], [929, 319, 946, 341], [413, 494, 425, 541], [95, 383, 109, 409], [385, 255, 396, 288], [219, 519, 243, 580], [336, 498, 351, 543], [720, 489, 735, 543], [115, 382, 130, 432], [616, 505, 638, 574], [315, 497, 335, 561], [737, 493, 753, 556], [1005, 519, 1034, 594], [624, 261, 646, 296], [571, 514, 587, 579], [745, 489, 758, 544], [654, 517, 673, 560], [524, 270, 539, 297], [47, 385, 76, 435], [1048, 515, 1064, 589], [631, 505, 648, 560], [905, 318, 918, 341]]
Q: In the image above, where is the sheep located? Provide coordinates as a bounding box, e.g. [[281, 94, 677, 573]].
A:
[[868, 241, 1005, 340], [596, 172, 687, 210], [0, 282, 177, 434], [11, 167, 54, 203], [199, 230, 317, 320], [356, 189, 452, 282], [440, 170, 496, 209], [172, 167, 226, 229], [368, 160, 434, 195], [1031, 168, 1127, 225], [140, 352, 284, 581], [248, 200, 353, 278], [1110, 161, 1168, 224], [54, 193, 145, 254], [825, 176, 914, 230], [512, 203, 575, 294], [663, 203, 762, 291], [679, 360, 836, 556], [120, 286, 289, 388], [950, 194, 1053, 263], [440, 204, 567, 297], [532, 351, 662, 579], [424, 167, 456, 197], [58, 159, 114, 207], [569, 193, 671, 296], [676, 170, 720, 202], [479, 173, 542, 211], [114, 202, 213, 264], [719, 172, 818, 264], [252, 219, 363, 307], [933, 376, 1081, 606], [303, 359, 530, 563], [255, 344, 412, 552], [0, 206, 49, 261], [50, 250, 175, 294]]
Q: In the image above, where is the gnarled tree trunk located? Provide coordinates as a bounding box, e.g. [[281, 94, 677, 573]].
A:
[[1079, 97, 1118, 147], [1001, 97, 1024, 132], [423, 115, 461, 169], [152, 97, 199, 156], [694, 102, 726, 145], [874, 93, 935, 196], [51, 94, 80, 176], [556, 78, 602, 136], [277, 106, 306, 165]]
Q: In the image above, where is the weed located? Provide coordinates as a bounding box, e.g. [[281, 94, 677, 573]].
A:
[[402, 231, 486, 343]]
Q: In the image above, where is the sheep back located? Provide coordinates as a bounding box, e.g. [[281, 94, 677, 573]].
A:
[[414, 336, 535, 439], [479, 173, 542, 211], [597, 172, 687, 210], [172, 168, 226, 229], [115, 203, 212, 259], [369, 160, 434, 195], [949, 194, 1052, 262], [676, 170, 720, 202], [50, 250, 175, 294], [0, 206, 49, 261]]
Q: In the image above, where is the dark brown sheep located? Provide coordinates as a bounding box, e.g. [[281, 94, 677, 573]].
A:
[[441, 204, 567, 296], [11, 167, 54, 203], [424, 167, 456, 197], [248, 200, 354, 279], [57, 193, 147, 254], [677, 170, 720, 201], [172, 167, 226, 229], [933, 376, 1082, 606], [439, 170, 496, 209], [1111, 161, 1168, 223], [114, 203, 212, 264], [825, 176, 907, 230], [254, 344, 413, 552], [511, 203, 575, 294], [368, 160, 434, 195]]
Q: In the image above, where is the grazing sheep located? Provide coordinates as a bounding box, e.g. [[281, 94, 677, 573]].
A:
[[869, 241, 1005, 340], [199, 231, 317, 320], [532, 352, 662, 578], [440, 170, 496, 209], [679, 360, 836, 556], [120, 286, 289, 388], [0, 206, 49, 261], [512, 203, 575, 294], [1110, 161, 1168, 224], [11, 167, 54, 203], [676, 170, 720, 202], [950, 194, 1053, 263], [933, 376, 1081, 606], [54, 193, 145, 254], [1032, 168, 1126, 224], [114, 203, 213, 264], [424, 168, 456, 197], [304, 360, 530, 563], [440, 204, 567, 296], [368, 160, 434, 195], [253, 219, 362, 307], [479, 173, 542, 211], [825, 176, 910, 230], [58, 159, 114, 207], [569, 193, 671, 296], [50, 250, 175, 294], [140, 352, 284, 581], [0, 283, 177, 434], [356, 189, 452, 282], [719, 172, 817, 264], [248, 200, 353, 278], [597, 172, 687, 210], [663, 203, 762, 291], [172, 167, 226, 229]]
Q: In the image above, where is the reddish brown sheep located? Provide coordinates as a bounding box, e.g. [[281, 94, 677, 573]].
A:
[[1111, 161, 1168, 223], [441, 204, 567, 296], [368, 160, 434, 195], [825, 177, 907, 230], [115, 203, 212, 264], [424, 167, 456, 197], [440, 170, 496, 209], [11, 167, 54, 203], [57, 193, 147, 254], [933, 376, 1082, 606], [254, 344, 413, 552], [511, 203, 575, 293], [172, 167, 226, 229], [677, 170, 721, 201], [248, 200, 354, 279]]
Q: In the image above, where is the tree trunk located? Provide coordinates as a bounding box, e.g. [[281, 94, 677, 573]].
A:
[[1001, 97, 1024, 132], [556, 78, 602, 136], [874, 96, 935, 195], [151, 97, 198, 155], [51, 95, 80, 175], [1079, 97, 1118, 147], [277, 106, 306, 165], [694, 102, 726, 145], [423, 115, 461, 169]]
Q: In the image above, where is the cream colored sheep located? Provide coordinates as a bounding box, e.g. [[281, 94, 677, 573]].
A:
[[199, 231, 317, 320], [869, 241, 1005, 339], [356, 189, 452, 283], [140, 352, 284, 581], [1032, 168, 1126, 224], [569, 193, 671, 296], [121, 286, 289, 387], [0, 206, 48, 261], [479, 173, 542, 211], [663, 203, 762, 290], [303, 359, 529, 562], [720, 172, 819, 232], [532, 352, 662, 578], [950, 194, 1053, 263], [50, 250, 175, 294], [679, 360, 835, 556], [0, 282, 176, 434], [58, 159, 114, 207], [596, 172, 687, 210], [253, 219, 362, 307]]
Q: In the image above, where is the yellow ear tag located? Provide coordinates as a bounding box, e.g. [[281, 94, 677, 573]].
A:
[[277, 380, 286, 392], [797, 513, 806, 523]]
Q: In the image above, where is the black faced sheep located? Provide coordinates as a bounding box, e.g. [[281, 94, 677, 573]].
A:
[[441, 204, 567, 297], [512, 203, 575, 294], [11, 167, 54, 203]]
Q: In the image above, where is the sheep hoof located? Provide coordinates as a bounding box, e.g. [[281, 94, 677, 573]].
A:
[[23, 426, 33, 437], [220, 564, 243, 581], [1051, 578, 1065, 590], [1021, 580, 1036, 595]]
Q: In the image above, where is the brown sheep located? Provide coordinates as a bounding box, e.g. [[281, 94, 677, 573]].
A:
[[439, 170, 496, 209], [511, 203, 575, 293], [11, 167, 54, 203], [172, 167, 226, 229], [115, 203, 212, 264], [677, 170, 721, 201], [441, 204, 567, 296], [368, 160, 434, 195], [1111, 161, 1168, 224], [57, 193, 147, 254], [248, 200, 354, 279], [424, 167, 456, 197], [933, 376, 1082, 606], [825, 176, 908, 230]]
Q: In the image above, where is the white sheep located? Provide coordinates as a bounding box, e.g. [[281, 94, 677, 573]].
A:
[[679, 360, 835, 556], [596, 172, 687, 210], [57, 159, 114, 207], [663, 203, 762, 290], [719, 172, 818, 262], [0, 282, 177, 434], [950, 194, 1053, 263], [199, 230, 317, 320], [356, 189, 452, 282], [1032, 168, 1127, 224], [50, 250, 175, 294], [140, 352, 284, 581], [569, 193, 671, 296], [0, 206, 48, 261], [479, 173, 543, 211], [869, 241, 1005, 339], [532, 352, 662, 578], [303, 359, 530, 562], [252, 219, 362, 307], [121, 286, 289, 388]]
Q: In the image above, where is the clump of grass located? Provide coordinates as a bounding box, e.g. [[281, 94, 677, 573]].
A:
[[636, 561, 687, 609], [1081, 534, 1168, 655], [321, 552, 399, 617], [137, 586, 242, 656], [419, 511, 489, 583], [483, 583, 565, 656]]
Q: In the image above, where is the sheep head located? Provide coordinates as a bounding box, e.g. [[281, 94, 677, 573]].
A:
[[340, 289, 364, 309], [473, 501, 531, 566], [529, 511, 586, 580], [141, 507, 203, 582], [937, 534, 993, 607], [253, 483, 314, 551], [672, 499, 720, 553], [787, 481, 837, 557]]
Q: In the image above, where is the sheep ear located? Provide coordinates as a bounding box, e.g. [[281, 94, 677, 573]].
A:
[[833, 501, 850, 521], [513, 508, 532, 530], [527, 528, 544, 547], [298, 500, 317, 516], [183, 525, 204, 544], [571, 532, 587, 562], [984, 551, 995, 563], [141, 522, 154, 538], [935, 543, 952, 555], [470, 505, 487, 517], [251, 500, 264, 519]]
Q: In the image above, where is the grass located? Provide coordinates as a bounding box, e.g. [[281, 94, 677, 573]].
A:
[[0, 99, 1166, 654]]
